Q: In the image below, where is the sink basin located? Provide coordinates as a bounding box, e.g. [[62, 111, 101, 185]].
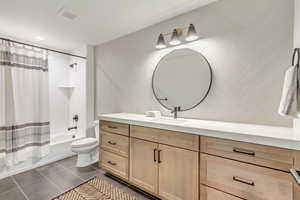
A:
[[151, 117, 187, 124]]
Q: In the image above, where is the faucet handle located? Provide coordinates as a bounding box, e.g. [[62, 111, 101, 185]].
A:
[[171, 107, 177, 113], [171, 106, 181, 113]]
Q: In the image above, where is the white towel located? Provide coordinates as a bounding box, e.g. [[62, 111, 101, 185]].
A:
[[278, 66, 300, 118]]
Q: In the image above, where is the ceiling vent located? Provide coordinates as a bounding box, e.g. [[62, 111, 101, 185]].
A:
[[57, 7, 78, 20]]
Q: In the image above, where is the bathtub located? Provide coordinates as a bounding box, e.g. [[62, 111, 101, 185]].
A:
[[0, 130, 86, 180], [51, 129, 86, 145]]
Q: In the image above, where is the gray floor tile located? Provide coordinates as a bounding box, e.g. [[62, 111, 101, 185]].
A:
[[21, 178, 60, 200], [37, 163, 83, 191], [56, 156, 100, 180], [66, 165, 100, 180], [0, 176, 18, 194], [13, 169, 44, 186], [0, 188, 27, 200], [2, 157, 153, 200], [56, 156, 77, 169]]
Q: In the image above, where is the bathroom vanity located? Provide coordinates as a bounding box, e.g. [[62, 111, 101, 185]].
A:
[[99, 113, 300, 200]]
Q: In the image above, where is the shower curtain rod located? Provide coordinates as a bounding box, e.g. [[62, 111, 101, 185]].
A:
[[0, 37, 87, 59]]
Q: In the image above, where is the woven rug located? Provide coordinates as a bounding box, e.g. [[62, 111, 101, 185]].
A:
[[53, 176, 137, 200]]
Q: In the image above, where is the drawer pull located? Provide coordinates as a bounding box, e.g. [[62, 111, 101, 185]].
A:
[[154, 148, 157, 162], [108, 141, 117, 145], [233, 147, 255, 156], [107, 161, 117, 166], [158, 150, 162, 163], [233, 176, 255, 186], [108, 125, 118, 129]]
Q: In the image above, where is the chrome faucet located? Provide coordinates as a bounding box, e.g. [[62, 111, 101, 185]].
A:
[[171, 106, 181, 119]]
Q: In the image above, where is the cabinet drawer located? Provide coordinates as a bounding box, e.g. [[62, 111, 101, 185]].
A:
[[101, 150, 128, 180], [200, 185, 242, 200], [200, 153, 293, 200], [201, 136, 294, 172], [100, 120, 129, 136], [101, 131, 129, 157], [131, 125, 199, 151]]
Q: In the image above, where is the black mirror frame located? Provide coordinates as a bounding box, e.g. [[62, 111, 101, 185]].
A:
[[151, 48, 213, 112]]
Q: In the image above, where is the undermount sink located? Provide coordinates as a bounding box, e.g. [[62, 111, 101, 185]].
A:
[[151, 117, 187, 124]]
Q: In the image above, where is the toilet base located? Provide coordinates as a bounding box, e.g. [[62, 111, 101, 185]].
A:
[[75, 148, 99, 167]]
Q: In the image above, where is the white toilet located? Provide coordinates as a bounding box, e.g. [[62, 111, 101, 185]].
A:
[[71, 121, 99, 167]]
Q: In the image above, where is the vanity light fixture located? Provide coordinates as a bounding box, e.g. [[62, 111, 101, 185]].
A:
[[186, 24, 199, 41], [156, 34, 167, 49], [155, 23, 199, 49], [169, 29, 182, 46]]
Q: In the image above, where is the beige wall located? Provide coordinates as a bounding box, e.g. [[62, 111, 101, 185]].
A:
[[95, 0, 294, 127], [295, 0, 300, 47]]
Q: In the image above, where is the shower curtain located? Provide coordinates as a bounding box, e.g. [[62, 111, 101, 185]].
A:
[[0, 40, 50, 166]]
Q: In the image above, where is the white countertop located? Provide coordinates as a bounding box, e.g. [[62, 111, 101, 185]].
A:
[[98, 113, 300, 150]]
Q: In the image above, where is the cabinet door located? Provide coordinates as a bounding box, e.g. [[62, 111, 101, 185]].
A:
[[158, 144, 199, 200], [129, 138, 158, 194]]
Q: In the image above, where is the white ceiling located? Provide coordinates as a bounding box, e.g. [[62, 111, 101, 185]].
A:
[[0, 0, 216, 52]]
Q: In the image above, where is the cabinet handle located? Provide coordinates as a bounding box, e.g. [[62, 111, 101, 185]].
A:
[[158, 150, 162, 163], [108, 125, 117, 129], [107, 161, 117, 166], [233, 147, 255, 156], [233, 176, 255, 186], [154, 148, 157, 162], [108, 141, 117, 145]]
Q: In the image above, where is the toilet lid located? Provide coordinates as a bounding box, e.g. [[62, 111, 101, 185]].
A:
[[71, 137, 98, 148]]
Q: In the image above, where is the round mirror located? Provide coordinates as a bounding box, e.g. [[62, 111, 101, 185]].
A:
[[152, 48, 212, 111]]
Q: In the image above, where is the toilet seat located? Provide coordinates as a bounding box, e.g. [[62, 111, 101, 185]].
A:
[[71, 137, 98, 148]]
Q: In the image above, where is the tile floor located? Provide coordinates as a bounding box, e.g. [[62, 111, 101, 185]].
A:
[[0, 156, 157, 200]]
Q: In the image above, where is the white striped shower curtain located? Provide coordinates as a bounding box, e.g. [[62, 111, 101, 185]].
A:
[[0, 39, 50, 167]]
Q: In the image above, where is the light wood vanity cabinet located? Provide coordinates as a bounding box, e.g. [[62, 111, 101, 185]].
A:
[[99, 120, 300, 200], [101, 131, 129, 157], [200, 185, 242, 200], [130, 125, 199, 200], [200, 153, 293, 200], [99, 121, 129, 180], [158, 144, 199, 200], [100, 120, 129, 136], [201, 136, 294, 172], [130, 125, 199, 151], [129, 138, 158, 194], [101, 150, 128, 179]]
